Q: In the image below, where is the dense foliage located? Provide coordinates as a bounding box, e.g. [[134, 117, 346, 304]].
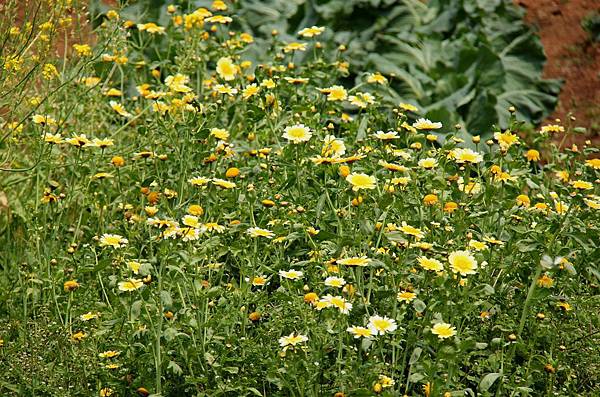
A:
[[1, 1, 599, 397], [90, 0, 561, 137]]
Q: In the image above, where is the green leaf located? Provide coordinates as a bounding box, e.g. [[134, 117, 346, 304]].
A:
[[479, 372, 502, 392], [409, 346, 422, 364], [168, 360, 183, 376]]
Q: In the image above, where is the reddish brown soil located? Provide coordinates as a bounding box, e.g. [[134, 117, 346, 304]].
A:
[[515, 0, 600, 140]]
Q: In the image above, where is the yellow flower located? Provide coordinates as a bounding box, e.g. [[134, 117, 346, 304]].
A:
[[249, 275, 267, 287], [278, 332, 308, 350], [540, 124, 564, 134], [137, 22, 165, 34], [247, 227, 275, 238], [556, 301, 572, 311], [283, 42, 307, 53], [458, 177, 481, 195], [73, 43, 92, 56], [494, 130, 519, 149], [189, 176, 210, 187], [211, 0, 228, 11], [555, 170, 569, 182], [585, 158, 600, 170], [372, 130, 399, 140], [318, 85, 347, 101], [216, 57, 237, 81], [242, 84, 259, 99], [320, 295, 353, 314], [346, 173, 376, 191], [210, 128, 230, 140], [324, 276, 346, 288], [366, 72, 388, 85], [109, 101, 132, 117], [368, 315, 397, 335], [205, 15, 233, 24], [182, 215, 201, 228], [417, 157, 437, 170], [399, 103, 418, 112], [448, 250, 477, 276], [525, 149, 540, 162], [537, 274, 554, 288], [99, 350, 121, 359], [516, 194, 531, 207], [80, 311, 99, 321], [212, 178, 236, 189], [104, 88, 122, 97], [584, 196, 600, 209], [468, 240, 488, 251], [399, 222, 425, 239], [66, 134, 90, 147], [444, 202, 458, 213], [279, 269, 303, 280], [99, 233, 128, 248], [379, 160, 408, 172], [412, 118, 442, 130], [71, 331, 87, 342], [282, 124, 312, 143], [128, 261, 142, 274], [240, 32, 254, 43], [322, 135, 346, 157], [348, 92, 375, 108], [64, 280, 80, 292], [397, 291, 417, 303], [33, 114, 57, 126], [92, 172, 113, 180], [570, 180, 593, 190], [261, 79, 276, 89], [202, 222, 226, 233], [337, 256, 371, 267], [92, 138, 114, 148], [118, 279, 144, 292], [165, 73, 192, 93], [423, 194, 438, 206], [100, 388, 114, 397], [298, 26, 325, 37], [431, 322, 457, 339], [42, 64, 59, 80], [418, 256, 444, 272], [346, 325, 374, 339], [449, 148, 483, 164]]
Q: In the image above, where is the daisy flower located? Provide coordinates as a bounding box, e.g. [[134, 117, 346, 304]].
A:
[[282, 124, 312, 143]]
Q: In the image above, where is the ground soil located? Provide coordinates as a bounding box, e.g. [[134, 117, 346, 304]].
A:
[[515, 0, 600, 143]]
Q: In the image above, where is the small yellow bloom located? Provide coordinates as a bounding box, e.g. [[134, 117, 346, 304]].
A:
[[346, 173, 376, 191], [516, 194, 530, 207], [448, 250, 477, 276], [283, 42, 307, 53], [64, 280, 80, 292], [73, 43, 92, 56], [298, 26, 325, 38], [423, 194, 438, 206], [367, 72, 388, 85], [432, 322, 456, 339], [118, 279, 144, 292], [320, 85, 347, 101], [525, 149, 540, 162], [282, 124, 312, 143], [216, 57, 238, 81]]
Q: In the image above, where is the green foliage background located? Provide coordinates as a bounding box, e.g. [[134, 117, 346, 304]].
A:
[[91, 0, 561, 137]]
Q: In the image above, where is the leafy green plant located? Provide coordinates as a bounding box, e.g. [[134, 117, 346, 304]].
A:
[[582, 11, 600, 42], [90, 0, 561, 137]]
